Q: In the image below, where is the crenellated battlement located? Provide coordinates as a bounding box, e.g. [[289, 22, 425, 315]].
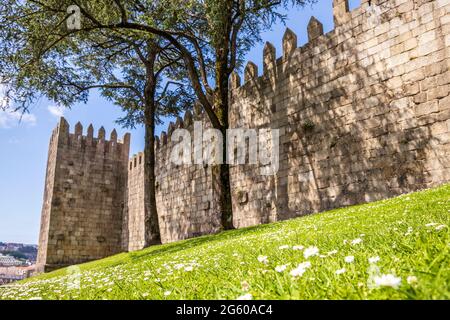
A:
[[154, 106, 206, 150], [229, 0, 379, 92], [38, 0, 450, 269], [129, 152, 144, 171], [37, 117, 130, 272], [52, 117, 131, 161]]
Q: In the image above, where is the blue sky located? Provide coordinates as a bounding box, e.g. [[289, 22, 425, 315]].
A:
[[0, 0, 361, 244]]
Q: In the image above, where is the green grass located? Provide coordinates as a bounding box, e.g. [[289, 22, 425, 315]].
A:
[[2, 184, 449, 300]]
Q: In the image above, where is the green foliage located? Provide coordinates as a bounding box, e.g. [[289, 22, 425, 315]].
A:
[[0, 0, 193, 125], [2, 184, 449, 300], [0, 0, 317, 117]]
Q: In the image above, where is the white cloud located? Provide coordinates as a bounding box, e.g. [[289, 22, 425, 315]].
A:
[[47, 105, 65, 118], [0, 109, 37, 129]]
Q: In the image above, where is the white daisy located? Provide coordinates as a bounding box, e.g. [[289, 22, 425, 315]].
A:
[[290, 267, 306, 278], [275, 265, 288, 273], [436, 225, 447, 231], [278, 245, 290, 250], [164, 291, 172, 296], [335, 268, 346, 275], [407, 276, 417, 285], [241, 281, 250, 291], [237, 293, 253, 300], [257, 255, 269, 264], [327, 250, 338, 256], [368, 256, 380, 264], [290, 262, 311, 278], [344, 256, 355, 263], [298, 261, 311, 269], [373, 274, 401, 288], [303, 246, 319, 259], [351, 238, 363, 245], [292, 245, 304, 251]]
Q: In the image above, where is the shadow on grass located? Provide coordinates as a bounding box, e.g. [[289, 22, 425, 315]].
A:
[[30, 183, 450, 279]]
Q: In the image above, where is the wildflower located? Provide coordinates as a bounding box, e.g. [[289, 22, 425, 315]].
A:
[[425, 223, 438, 227], [407, 276, 418, 285], [278, 245, 290, 250], [142, 293, 149, 298], [290, 261, 311, 278], [436, 225, 447, 231], [303, 246, 319, 259], [164, 291, 172, 296], [184, 266, 193, 272], [237, 293, 253, 300], [404, 227, 413, 236], [257, 256, 269, 264], [368, 256, 380, 264], [373, 274, 401, 288], [241, 281, 250, 291], [275, 265, 288, 273], [335, 268, 346, 275], [290, 267, 306, 278], [327, 250, 338, 256], [351, 238, 363, 245], [292, 245, 304, 251], [344, 256, 355, 263]]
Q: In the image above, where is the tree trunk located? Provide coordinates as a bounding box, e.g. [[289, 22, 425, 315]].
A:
[[143, 102, 161, 246], [215, 43, 234, 230], [143, 47, 161, 246]]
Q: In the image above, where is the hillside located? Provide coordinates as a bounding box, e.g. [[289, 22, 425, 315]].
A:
[[1, 184, 449, 300]]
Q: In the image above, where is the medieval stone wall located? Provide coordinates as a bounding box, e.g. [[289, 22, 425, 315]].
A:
[[36, 118, 130, 271], [124, 152, 146, 251], [229, 0, 450, 227], [38, 0, 450, 268], [36, 124, 60, 273], [154, 111, 222, 244]]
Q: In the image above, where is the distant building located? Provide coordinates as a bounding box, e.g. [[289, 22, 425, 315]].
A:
[[0, 265, 35, 285], [0, 254, 23, 267]]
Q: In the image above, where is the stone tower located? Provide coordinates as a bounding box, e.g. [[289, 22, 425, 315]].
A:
[[36, 117, 130, 272]]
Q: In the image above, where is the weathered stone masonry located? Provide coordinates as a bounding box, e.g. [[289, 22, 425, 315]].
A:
[[37, 0, 450, 271], [36, 119, 130, 272], [230, 0, 450, 227]]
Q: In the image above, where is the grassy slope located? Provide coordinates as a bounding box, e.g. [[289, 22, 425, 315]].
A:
[[1, 184, 449, 300]]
